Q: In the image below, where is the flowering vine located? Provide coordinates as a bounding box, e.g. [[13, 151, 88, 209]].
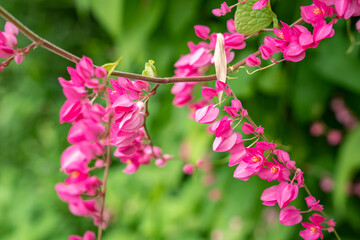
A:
[[1, 0, 360, 239]]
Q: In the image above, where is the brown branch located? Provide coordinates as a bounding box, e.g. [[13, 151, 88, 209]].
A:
[[97, 79, 112, 240], [0, 5, 266, 84]]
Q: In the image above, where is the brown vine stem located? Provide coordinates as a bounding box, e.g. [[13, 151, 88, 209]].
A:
[[97, 79, 112, 240], [143, 84, 161, 157], [0, 5, 303, 84], [0, 42, 37, 67]]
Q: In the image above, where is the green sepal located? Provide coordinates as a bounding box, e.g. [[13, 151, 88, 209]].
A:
[[102, 57, 122, 78], [142, 60, 158, 78]]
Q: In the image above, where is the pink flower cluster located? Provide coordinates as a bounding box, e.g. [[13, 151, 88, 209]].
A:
[[171, 20, 245, 107], [57, 56, 170, 238], [0, 22, 24, 70], [192, 80, 335, 239], [56, 56, 108, 237], [250, 0, 360, 65], [107, 77, 171, 174]]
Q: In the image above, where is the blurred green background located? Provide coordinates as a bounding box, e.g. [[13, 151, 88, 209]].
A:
[[1, 0, 360, 239]]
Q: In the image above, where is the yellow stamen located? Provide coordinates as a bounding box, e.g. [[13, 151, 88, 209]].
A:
[[270, 167, 278, 173], [279, 32, 284, 40], [251, 156, 261, 162], [71, 171, 80, 178], [310, 227, 318, 234], [314, 8, 322, 15], [126, 160, 132, 164]]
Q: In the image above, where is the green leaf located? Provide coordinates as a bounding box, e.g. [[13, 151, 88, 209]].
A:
[[234, 0, 275, 35], [102, 57, 122, 77], [142, 60, 158, 78], [333, 126, 360, 215]]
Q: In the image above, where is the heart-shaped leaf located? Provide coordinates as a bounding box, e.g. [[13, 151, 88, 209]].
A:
[[234, 0, 276, 35]]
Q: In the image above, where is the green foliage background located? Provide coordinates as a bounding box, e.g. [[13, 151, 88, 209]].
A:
[[0, 0, 360, 239]]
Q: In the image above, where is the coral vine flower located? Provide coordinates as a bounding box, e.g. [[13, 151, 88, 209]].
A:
[[194, 25, 210, 40], [69, 231, 96, 240], [212, 2, 232, 17], [305, 196, 324, 211], [300, 214, 325, 240], [252, 0, 269, 10], [246, 54, 261, 67], [279, 206, 303, 226], [195, 104, 219, 124], [261, 182, 299, 208]]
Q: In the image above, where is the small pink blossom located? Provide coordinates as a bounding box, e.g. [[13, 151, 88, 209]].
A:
[[195, 104, 219, 124], [242, 122, 255, 134], [194, 25, 210, 40], [327, 129, 343, 146], [201, 86, 217, 100], [305, 196, 324, 211], [183, 164, 195, 175], [213, 132, 238, 152], [211, 116, 233, 138], [212, 2, 231, 17], [326, 219, 336, 232], [246, 54, 261, 67], [277, 182, 299, 208], [69, 231, 96, 240], [310, 121, 326, 136], [226, 19, 237, 33], [279, 206, 303, 226], [252, 0, 269, 10]]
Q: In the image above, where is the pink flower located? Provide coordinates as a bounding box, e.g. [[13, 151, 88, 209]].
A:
[[277, 182, 299, 208], [313, 21, 334, 42], [300, 2, 335, 24], [260, 184, 279, 206], [242, 148, 266, 171], [201, 86, 217, 100], [300, 214, 325, 240], [224, 33, 246, 50], [356, 20, 360, 33], [224, 99, 242, 117], [335, 0, 358, 19], [252, 0, 269, 10], [259, 45, 273, 60], [194, 25, 210, 40], [226, 19, 237, 33], [305, 196, 324, 211], [212, 2, 231, 17], [246, 54, 261, 67], [261, 182, 299, 208], [228, 142, 247, 166], [279, 206, 303, 226], [183, 164, 195, 175], [195, 104, 219, 124], [212, 116, 233, 137], [258, 159, 289, 182], [69, 231, 96, 240], [233, 161, 256, 181], [326, 219, 336, 232], [213, 132, 238, 152], [327, 129, 342, 146], [310, 121, 326, 136], [60, 100, 82, 123], [242, 122, 255, 134], [60, 145, 89, 174]]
